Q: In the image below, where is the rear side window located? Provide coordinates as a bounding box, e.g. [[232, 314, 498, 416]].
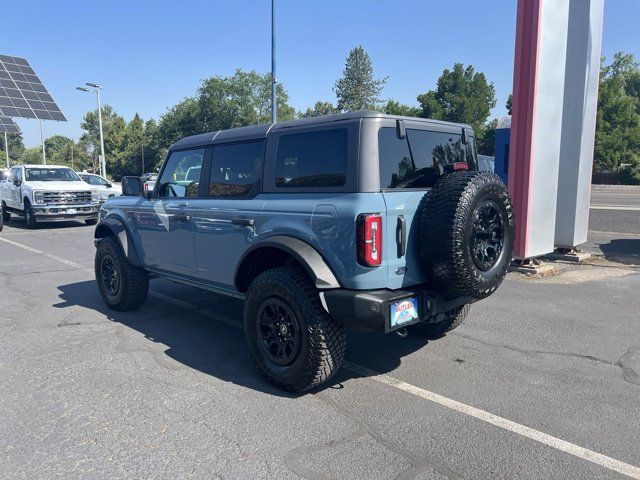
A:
[[275, 129, 347, 188], [209, 141, 265, 198], [379, 127, 466, 189]]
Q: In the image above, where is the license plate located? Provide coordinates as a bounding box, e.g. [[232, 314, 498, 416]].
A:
[[390, 297, 419, 328], [66, 208, 77, 215]]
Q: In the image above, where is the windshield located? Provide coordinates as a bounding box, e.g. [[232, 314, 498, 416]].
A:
[[25, 168, 81, 182], [82, 174, 109, 186]]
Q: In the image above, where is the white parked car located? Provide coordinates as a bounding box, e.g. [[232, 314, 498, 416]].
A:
[[0, 165, 100, 228], [77, 172, 122, 202]]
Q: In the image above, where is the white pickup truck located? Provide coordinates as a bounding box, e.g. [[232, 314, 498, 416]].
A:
[[0, 164, 100, 228]]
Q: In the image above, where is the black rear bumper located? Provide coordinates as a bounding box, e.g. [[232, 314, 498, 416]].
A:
[[321, 287, 472, 333]]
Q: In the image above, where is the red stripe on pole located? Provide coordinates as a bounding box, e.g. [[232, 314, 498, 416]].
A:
[[508, 0, 543, 259]]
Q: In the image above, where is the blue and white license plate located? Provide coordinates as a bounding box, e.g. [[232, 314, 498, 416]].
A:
[[390, 297, 419, 328], [66, 208, 77, 215]]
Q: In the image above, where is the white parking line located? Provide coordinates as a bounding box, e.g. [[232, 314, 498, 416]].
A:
[[590, 205, 640, 211], [3, 235, 640, 479]]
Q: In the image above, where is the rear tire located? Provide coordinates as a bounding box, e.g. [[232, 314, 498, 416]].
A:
[[95, 236, 149, 311], [23, 200, 37, 229], [244, 266, 346, 392], [410, 304, 470, 338]]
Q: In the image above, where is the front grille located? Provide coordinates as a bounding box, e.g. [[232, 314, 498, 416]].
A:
[[42, 191, 93, 205]]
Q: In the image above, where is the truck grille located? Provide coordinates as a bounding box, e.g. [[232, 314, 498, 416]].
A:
[[43, 191, 93, 205]]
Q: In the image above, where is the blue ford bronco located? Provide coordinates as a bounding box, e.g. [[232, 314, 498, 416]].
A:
[[94, 111, 514, 392]]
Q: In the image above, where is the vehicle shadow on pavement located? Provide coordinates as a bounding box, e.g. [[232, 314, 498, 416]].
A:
[[599, 239, 640, 265], [3, 218, 87, 230], [54, 280, 433, 396]]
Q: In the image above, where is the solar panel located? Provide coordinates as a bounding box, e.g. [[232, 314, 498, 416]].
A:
[[0, 54, 66, 122], [0, 116, 19, 133]]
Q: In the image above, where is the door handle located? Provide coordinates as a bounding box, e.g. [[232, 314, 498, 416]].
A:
[[167, 201, 189, 208], [396, 215, 406, 258], [173, 214, 191, 222], [231, 217, 255, 227]]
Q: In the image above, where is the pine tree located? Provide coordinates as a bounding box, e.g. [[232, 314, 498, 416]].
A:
[[334, 46, 387, 111]]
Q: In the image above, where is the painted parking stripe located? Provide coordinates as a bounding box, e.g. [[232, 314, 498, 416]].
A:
[[2, 235, 640, 479], [590, 205, 640, 211], [344, 362, 640, 479]]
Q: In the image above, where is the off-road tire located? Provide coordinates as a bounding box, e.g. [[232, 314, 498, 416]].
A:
[[410, 304, 470, 338], [419, 171, 514, 300], [95, 235, 149, 311], [23, 200, 37, 229], [1, 202, 9, 222], [244, 266, 346, 392], [85, 218, 98, 226]]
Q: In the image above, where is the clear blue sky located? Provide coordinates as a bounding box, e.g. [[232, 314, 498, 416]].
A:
[[4, 0, 639, 148]]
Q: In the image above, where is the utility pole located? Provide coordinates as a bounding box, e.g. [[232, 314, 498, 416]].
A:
[[40, 119, 46, 165], [4, 132, 9, 168], [141, 140, 145, 175], [271, 0, 277, 124], [76, 84, 106, 178]]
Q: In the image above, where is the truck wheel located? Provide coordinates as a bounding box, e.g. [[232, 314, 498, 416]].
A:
[[244, 266, 346, 392], [410, 305, 469, 338], [95, 236, 149, 311], [419, 172, 514, 300], [1, 202, 9, 222], [23, 200, 37, 229], [85, 218, 98, 226]]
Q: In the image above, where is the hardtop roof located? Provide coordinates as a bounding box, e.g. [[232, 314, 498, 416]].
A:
[[169, 111, 472, 150]]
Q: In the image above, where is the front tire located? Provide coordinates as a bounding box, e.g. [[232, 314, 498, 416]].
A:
[[1, 202, 9, 222], [244, 266, 346, 392], [95, 236, 149, 311], [23, 200, 37, 229]]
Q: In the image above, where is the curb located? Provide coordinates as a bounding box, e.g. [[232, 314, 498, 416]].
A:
[[591, 184, 640, 190]]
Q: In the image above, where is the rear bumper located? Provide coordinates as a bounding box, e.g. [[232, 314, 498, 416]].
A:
[[321, 286, 472, 333]]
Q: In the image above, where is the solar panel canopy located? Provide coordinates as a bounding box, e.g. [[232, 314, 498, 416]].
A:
[[0, 116, 20, 133], [0, 54, 66, 122]]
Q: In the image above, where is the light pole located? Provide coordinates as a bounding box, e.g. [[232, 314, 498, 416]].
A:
[[40, 119, 46, 165], [76, 84, 106, 178], [271, 0, 277, 124], [4, 132, 9, 168]]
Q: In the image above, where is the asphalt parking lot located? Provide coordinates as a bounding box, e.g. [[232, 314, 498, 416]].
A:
[[1, 190, 639, 479]]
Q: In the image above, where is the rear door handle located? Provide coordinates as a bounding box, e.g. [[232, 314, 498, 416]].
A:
[[231, 217, 255, 227], [173, 214, 191, 222]]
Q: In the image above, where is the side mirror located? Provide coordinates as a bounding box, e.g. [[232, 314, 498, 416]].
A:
[[13, 178, 21, 187], [106, 182, 113, 188], [122, 176, 143, 196]]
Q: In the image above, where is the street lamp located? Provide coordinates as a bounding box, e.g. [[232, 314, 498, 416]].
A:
[[76, 83, 106, 178]]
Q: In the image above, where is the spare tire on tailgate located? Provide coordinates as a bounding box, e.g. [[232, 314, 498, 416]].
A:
[[419, 171, 514, 300]]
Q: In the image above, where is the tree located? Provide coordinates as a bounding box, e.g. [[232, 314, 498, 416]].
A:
[[381, 100, 420, 117], [80, 105, 127, 178], [334, 46, 387, 111], [417, 63, 496, 135], [19, 147, 42, 164], [300, 101, 338, 118], [594, 53, 640, 183], [506, 94, 513, 116], [477, 119, 498, 156], [0, 130, 25, 166]]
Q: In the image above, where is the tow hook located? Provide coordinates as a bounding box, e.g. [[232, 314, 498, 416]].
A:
[[396, 328, 408, 338]]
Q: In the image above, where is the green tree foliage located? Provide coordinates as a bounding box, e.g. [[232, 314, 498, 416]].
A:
[[506, 94, 512, 116], [594, 53, 640, 183], [417, 63, 496, 137], [0, 130, 25, 166], [381, 100, 420, 117], [20, 147, 42, 164], [334, 46, 387, 111], [151, 70, 295, 163], [300, 101, 338, 118], [477, 119, 498, 156]]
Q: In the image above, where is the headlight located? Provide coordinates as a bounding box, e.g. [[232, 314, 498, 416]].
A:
[[91, 190, 99, 202], [33, 190, 45, 204]]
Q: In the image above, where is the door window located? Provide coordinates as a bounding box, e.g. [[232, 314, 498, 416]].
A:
[[208, 141, 264, 198], [157, 148, 205, 198], [15, 167, 22, 182]]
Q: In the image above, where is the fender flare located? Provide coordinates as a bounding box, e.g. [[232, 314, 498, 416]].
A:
[[94, 216, 143, 267], [234, 235, 341, 292]]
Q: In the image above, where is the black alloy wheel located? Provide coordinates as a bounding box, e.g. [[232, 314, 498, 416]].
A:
[[470, 200, 505, 272], [257, 298, 301, 366]]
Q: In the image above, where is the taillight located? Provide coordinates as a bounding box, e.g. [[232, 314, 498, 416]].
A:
[[357, 214, 382, 267], [453, 162, 468, 171], [143, 182, 148, 192]]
